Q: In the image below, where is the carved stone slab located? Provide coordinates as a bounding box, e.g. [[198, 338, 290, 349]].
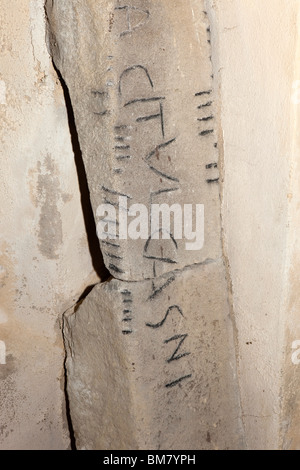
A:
[[46, 0, 221, 281]]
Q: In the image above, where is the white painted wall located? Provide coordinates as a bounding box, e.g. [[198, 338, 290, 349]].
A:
[[0, 0, 98, 449], [209, 0, 300, 449], [1, 0, 300, 450]]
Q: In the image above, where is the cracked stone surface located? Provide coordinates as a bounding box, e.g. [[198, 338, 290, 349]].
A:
[[46, 0, 243, 449], [46, 0, 221, 281]]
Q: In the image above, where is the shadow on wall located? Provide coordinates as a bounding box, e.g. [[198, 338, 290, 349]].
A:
[[54, 64, 110, 282]]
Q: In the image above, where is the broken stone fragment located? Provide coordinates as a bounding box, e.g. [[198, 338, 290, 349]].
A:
[[64, 261, 243, 450], [46, 0, 221, 281], [46, 0, 242, 450]]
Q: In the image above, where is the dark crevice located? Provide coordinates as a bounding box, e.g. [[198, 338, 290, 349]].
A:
[[76, 275, 114, 300], [77, 283, 97, 303], [52, 63, 110, 450], [73, 283, 98, 312], [54, 64, 110, 282]]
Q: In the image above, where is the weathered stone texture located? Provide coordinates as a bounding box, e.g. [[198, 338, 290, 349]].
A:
[[211, 0, 300, 450], [46, 0, 221, 281], [0, 0, 98, 449], [45, 0, 244, 450], [65, 261, 243, 450], [2, 0, 300, 452]]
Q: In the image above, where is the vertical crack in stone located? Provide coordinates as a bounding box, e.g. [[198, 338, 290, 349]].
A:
[[62, 319, 77, 450], [45, 0, 243, 449]]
